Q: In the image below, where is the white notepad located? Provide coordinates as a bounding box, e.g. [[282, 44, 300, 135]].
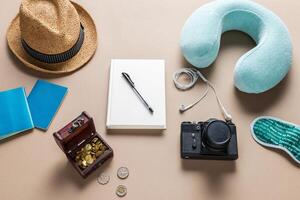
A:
[[106, 59, 166, 129]]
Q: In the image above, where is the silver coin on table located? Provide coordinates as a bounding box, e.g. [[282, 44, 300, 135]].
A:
[[116, 185, 127, 197], [117, 167, 129, 179], [97, 173, 110, 185]]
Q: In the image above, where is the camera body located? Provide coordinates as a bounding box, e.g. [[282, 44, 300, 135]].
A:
[[180, 119, 238, 160]]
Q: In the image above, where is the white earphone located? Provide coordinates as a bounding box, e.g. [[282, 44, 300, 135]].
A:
[[172, 68, 232, 121]]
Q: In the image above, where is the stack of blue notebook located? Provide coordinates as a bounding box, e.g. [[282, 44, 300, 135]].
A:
[[0, 80, 67, 140]]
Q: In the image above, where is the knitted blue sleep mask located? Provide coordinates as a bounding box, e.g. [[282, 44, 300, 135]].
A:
[[180, 0, 292, 94], [251, 116, 300, 164]]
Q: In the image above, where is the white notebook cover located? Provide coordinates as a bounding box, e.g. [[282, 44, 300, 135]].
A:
[[106, 59, 166, 129]]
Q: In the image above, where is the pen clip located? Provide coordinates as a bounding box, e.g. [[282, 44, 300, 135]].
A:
[[122, 72, 135, 87]]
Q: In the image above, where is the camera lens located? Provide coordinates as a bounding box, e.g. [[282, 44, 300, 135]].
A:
[[203, 120, 231, 150]]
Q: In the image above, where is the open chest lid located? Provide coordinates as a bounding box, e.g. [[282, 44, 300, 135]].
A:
[[53, 112, 97, 153]]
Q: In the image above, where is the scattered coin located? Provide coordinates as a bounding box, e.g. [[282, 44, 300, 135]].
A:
[[117, 167, 129, 179], [97, 173, 110, 185], [116, 185, 127, 197]]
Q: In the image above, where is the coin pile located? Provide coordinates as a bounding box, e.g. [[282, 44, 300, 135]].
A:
[[75, 137, 107, 169]]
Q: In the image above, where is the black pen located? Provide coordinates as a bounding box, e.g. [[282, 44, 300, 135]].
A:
[[122, 72, 154, 114]]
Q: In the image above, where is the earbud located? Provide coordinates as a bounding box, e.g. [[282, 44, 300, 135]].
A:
[[179, 104, 186, 113]]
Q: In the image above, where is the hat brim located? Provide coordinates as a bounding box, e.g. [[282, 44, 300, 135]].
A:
[[6, 2, 97, 74]]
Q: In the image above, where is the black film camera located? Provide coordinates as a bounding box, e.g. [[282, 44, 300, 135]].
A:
[[180, 119, 238, 160]]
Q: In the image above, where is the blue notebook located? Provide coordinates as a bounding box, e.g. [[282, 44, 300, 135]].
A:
[[27, 80, 68, 130], [0, 87, 34, 139]]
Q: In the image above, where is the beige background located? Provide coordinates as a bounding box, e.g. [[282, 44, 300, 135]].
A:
[[0, 0, 299, 199]]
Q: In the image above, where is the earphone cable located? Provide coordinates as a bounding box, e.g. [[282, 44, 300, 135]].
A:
[[173, 68, 232, 121]]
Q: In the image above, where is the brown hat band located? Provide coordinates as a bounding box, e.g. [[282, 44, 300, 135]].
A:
[[21, 24, 85, 64]]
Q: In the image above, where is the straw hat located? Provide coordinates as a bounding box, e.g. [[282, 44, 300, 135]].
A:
[[7, 0, 97, 74]]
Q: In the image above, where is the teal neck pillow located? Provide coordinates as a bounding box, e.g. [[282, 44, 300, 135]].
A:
[[180, 0, 292, 93], [251, 116, 300, 165]]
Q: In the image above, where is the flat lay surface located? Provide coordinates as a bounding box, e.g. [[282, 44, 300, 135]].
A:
[[0, 0, 300, 199]]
